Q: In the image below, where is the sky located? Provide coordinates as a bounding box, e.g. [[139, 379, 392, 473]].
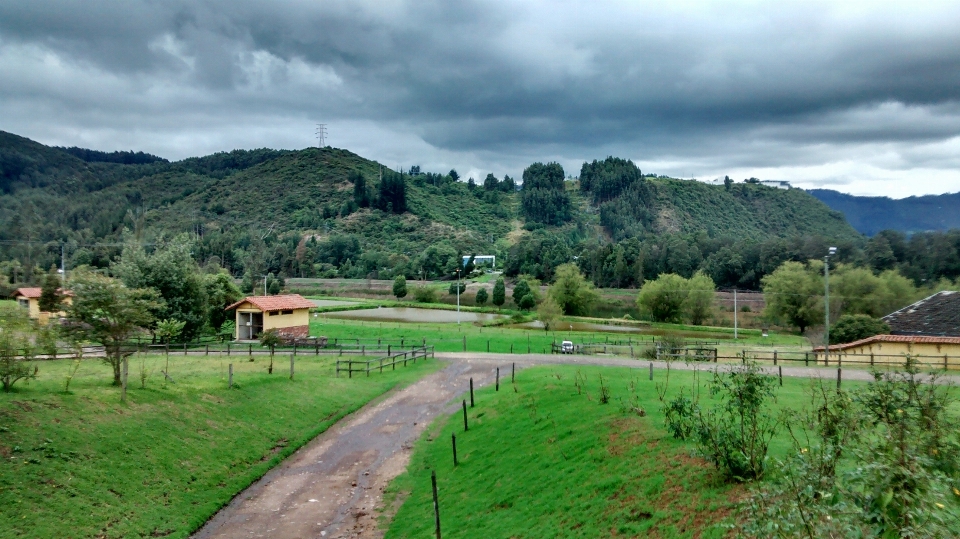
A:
[[2, 1, 960, 198]]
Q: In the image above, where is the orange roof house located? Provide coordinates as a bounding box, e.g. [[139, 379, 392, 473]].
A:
[[225, 294, 316, 341], [12, 287, 73, 323], [813, 334, 960, 369]]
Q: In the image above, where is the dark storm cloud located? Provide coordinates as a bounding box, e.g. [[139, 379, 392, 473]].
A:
[[2, 1, 960, 196]]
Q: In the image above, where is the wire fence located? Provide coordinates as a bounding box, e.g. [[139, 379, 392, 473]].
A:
[[335, 346, 435, 378]]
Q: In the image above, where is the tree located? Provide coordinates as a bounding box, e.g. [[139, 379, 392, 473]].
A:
[[377, 171, 407, 214], [537, 296, 562, 331], [0, 305, 37, 391], [268, 278, 281, 295], [513, 279, 531, 307], [475, 287, 488, 306], [723, 175, 733, 191], [156, 319, 186, 344], [637, 274, 688, 323], [351, 170, 371, 208], [64, 270, 159, 385], [113, 236, 207, 341], [467, 177, 476, 191], [393, 275, 407, 299], [829, 314, 889, 344], [518, 294, 536, 310], [259, 328, 283, 374], [483, 173, 499, 191], [448, 169, 459, 182], [204, 271, 243, 332], [683, 271, 715, 325], [520, 162, 572, 225], [39, 265, 63, 313], [548, 263, 600, 316], [761, 261, 822, 334], [492, 278, 506, 309]]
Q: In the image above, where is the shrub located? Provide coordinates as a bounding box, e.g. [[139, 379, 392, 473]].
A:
[[474, 287, 488, 306], [413, 285, 438, 303], [829, 314, 889, 344]]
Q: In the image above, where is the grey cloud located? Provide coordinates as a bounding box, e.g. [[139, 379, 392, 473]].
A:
[[2, 1, 960, 196]]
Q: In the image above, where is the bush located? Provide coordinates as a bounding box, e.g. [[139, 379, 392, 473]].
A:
[[448, 281, 466, 295], [474, 287, 488, 306], [413, 285, 439, 303], [694, 362, 780, 482], [829, 314, 889, 344]]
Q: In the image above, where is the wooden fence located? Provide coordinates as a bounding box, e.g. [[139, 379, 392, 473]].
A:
[[335, 346, 435, 378]]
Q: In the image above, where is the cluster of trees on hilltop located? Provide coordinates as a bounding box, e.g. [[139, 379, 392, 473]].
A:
[[520, 162, 572, 226]]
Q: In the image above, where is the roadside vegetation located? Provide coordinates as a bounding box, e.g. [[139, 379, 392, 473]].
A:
[[385, 363, 960, 538]]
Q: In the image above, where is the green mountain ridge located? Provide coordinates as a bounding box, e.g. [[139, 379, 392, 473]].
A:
[[0, 130, 860, 287]]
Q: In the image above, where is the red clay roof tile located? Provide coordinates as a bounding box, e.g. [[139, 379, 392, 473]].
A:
[[225, 294, 316, 312]]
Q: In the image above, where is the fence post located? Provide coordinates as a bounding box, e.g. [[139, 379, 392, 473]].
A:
[[487, 340, 490, 352], [431, 470, 442, 539], [290, 355, 295, 380], [229, 363, 233, 388], [362, 345, 365, 356], [779, 366, 783, 386], [184, 343, 187, 356], [871, 353, 875, 366], [462, 400, 468, 431], [649, 362, 653, 381], [336, 360, 339, 378], [462, 336, 466, 352], [469, 378, 475, 407], [227, 342, 231, 356], [121, 356, 128, 402], [452, 433, 458, 467], [946, 355, 949, 371], [512, 362, 515, 382], [205, 345, 209, 356], [294, 342, 298, 356], [388, 344, 391, 356], [249, 344, 252, 356], [315, 341, 319, 355], [773, 351, 777, 366], [836, 368, 842, 390], [496, 368, 499, 391]]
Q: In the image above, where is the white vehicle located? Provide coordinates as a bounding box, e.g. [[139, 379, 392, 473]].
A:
[[561, 340, 574, 354]]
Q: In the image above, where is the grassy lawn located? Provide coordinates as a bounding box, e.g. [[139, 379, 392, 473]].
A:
[[0, 353, 440, 539], [383, 364, 897, 538], [310, 317, 808, 356]]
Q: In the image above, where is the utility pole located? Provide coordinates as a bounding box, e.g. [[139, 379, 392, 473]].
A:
[[315, 124, 327, 148], [456, 267, 461, 324], [824, 247, 837, 365], [60, 243, 66, 284], [263, 275, 269, 296]]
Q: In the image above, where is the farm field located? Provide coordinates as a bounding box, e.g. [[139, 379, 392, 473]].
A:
[[309, 316, 809, 356], [0, 353, 440, 539], [383, 364, 960, 538]]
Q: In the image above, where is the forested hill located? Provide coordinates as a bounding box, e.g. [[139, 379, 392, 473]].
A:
[[809, 189, 960, 236], [1, 130, 861, 291]]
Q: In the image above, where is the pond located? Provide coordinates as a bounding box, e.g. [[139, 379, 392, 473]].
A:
[[509, 321, 733, 340], [320, 307, 506, 324]]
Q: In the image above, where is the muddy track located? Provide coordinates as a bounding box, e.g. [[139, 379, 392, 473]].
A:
[[191, 353, 960, 539]]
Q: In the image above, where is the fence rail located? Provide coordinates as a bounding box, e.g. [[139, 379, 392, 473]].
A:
[[335, 346, 435, 378]]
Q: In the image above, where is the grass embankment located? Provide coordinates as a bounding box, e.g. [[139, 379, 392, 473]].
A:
[[384, 365, 879, 538], [310, 318, 807, 355], [0, 354, 440, 539]]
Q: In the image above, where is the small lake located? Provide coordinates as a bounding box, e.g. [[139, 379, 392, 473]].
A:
[[320, 307, 506, 324], [509, 321, 733, 340]]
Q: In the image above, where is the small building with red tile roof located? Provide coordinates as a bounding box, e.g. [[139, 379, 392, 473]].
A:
[[225, 294, 316, 340], [12, 287, 73, 323], [813, 334, 960, 369]]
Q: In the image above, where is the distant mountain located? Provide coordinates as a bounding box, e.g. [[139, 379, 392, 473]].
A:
[[808, 189, 960, 236]]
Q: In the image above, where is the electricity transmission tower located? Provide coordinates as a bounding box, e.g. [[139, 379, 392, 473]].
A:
[[315, 124, 328, 148]]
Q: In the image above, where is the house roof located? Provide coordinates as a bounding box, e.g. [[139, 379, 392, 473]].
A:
[[13, 287, 42, 299], [225, 294, 316, 312], [813, 333, 960, 352], [882, 291, 960, 337], [12, 287, 73, 299]]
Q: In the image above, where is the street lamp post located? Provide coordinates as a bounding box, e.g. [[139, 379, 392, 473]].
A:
[[824, 247, 837, 365]]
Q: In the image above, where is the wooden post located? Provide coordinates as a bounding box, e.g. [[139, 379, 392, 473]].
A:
[[205, 345, 209, 356], [496, 368, 499, 391], [804, 352, 809, 366], [778, 366, 783, 386], [431, 470, 442, 539], [229, 363, 233, 388], [945, 355, 949, 371], [512, 362, 515, 382], [773, 351, 778, 366], [462, 400, 468, 431], [362, 345, 365, 356], [836, 368, 842, 390], [462, 336, 466, 352], [184, 343, 187, 356], [294, 342, 298, 356], [469, 378, 474, 407], [388, 344, 392, 356], [315, 341, 319, 355], [290, 355, 294, 380], [487, 340, 490, 352], [451, 433, 458, 467], [165, 343, 169, 357], [121, 356, 128, 402], [510, 343, 513, 354], [227, 342, 231, 356], [248, 344, 252, 356], [649, 362, 653, 380]]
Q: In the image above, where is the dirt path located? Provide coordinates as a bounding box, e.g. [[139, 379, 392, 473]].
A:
[[191, 358, 503, 539], [192, 352, 960, 539]]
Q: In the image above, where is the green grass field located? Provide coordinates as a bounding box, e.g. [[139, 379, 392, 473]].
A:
[[383, 364, 954, 538], [310, 317, 808, 356], [0, 353, 440, 539]]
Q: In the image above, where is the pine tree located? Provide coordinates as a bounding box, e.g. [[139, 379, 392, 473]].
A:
[[492, 278, 506, 310], [38, 266, 62, 313]]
